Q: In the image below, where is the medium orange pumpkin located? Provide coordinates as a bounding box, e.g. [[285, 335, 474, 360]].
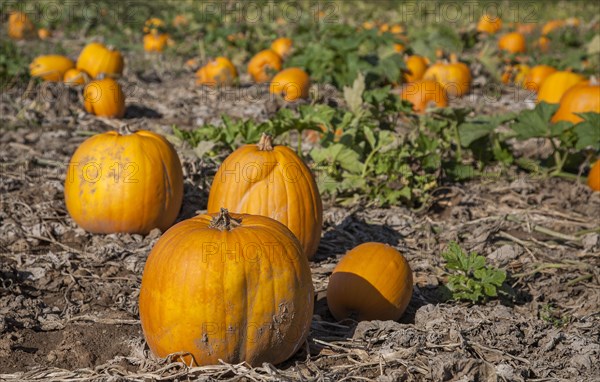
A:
[[270, 37, 293, 59], [29, 55, 75, 82], [551, 83, 600, 124], [76, 42, 124, 79], [477, 14, 502, 34], [400, 80, 448, 113], [423, 57, 472, 98], [327, 242, 413, 321], [139, 208, 314, 366], [247, 49, 282, 83], [83, 78, 126, 118], [8, 11, 35, 40], [404, 55, 428, 82], [207, 133, 322, 260], [195, 57, 238, 87], [537, 71, 586, 104], [270, 67, 310, 101], [64, 128, 183, 234], [522, 65, 557, 92], [63, 68, 89, 86], [143, 33, 170, 52], [588, 160, 600, 192], [498, 32, 526, 54]]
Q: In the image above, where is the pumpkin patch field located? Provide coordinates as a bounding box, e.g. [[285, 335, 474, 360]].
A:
[[1, 1, 600, 381]]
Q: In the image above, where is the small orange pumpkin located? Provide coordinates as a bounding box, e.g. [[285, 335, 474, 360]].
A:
[[195, 57, 238, 87], [8, 11, 35, 40], [551, 83, 600, 124], [270, 37, 293, 59], [393, 43, 405, 53], [537, 36, 551, 52], [270, 67, 310, 101], [139, 208, 314, 366], [247, 49, 283, 83], [542, 19, 565, 35], [172, 14, 189, 28], [63, 68, 89, 86], [515, 23, 536, 35], [29, 55, 75, 82], [37, 28, 51, 40], [207, 133, 322, 260], [77, 42, 124, 79], [83, 78, 126, 118], [537, 71, 586, 104], [143, 33, 170, 52], [143, 17, 166, 34], [327, 242, 413, 321], [588, 160, 600, 192], [423, 56, 472, 98], [64, 128, 183, 234], [477, 14, 502, 34], [362, 21, 376, 30], [404, 55, 428, 82], [522, 65, 557, 92], [498, 32, 526, 54], [400, 80, 448, 113]]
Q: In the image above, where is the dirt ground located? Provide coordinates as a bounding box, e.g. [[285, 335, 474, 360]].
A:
[[1, 46, 600, 382]]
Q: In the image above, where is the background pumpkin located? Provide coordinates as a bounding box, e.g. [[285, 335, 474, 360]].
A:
[[404, 55, 428, 82], [76, 42, 124, 79], [83, 78, 126, 118], [64, 128, 183, 234], [269, 67, 310, 101], [139, 209, 314, 366], [29, 55, 75, 82], [477, 14, 502, 34], [327, 242, 413, 321], [400, 80, 448, 113], [143, 33, 170, 52], [498, 32, 526, 54], [247, 49, 282, 83], [423, 58, 472, 98], [207, 133, 323, 260], [588, 160, 600, 191], [523, 65, 557, 92], [195, 57, 238, 87], [551, 83, 600, 124], [63, 68, 88, 86], [270, 37, 293, 59], [8, 11, 35, 39], [537, 71, 586, 104]]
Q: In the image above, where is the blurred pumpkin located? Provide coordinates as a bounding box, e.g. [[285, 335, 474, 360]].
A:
[[393, 43, 405, 53], [423, 55, 472, 97], [143, 17, 166, 34], [327, 242, 413, 321], [172, 14, 189, 28], [8, 11, 35, 40], [551, 83, 600, 124], [541, 19, 565, 35], [498, 32, 526, 54], [537, 36, 551, 52], [515, 23, 536, 35], [37, 28, 51, 40], [404, 55, 428, 82], [207, 133, 323, 260], [76, 42, 124, 79], [588, 160, 600, 192], [390, 24, 404, 35], [195, 56, 238, 87], [270, 37, 293, 59], [29, 55, 75, 82], [362, 21, 376, 30], [139, 208, 313, 366], [247, 49, 282, 83], [270, 67, 310, 101], [400, 80, 448, 113], [523, 65, 557, 92], [83, 78, 126, 118], [537, 71, 586, 104], [65, 128, 183, 234], [143, 33, 170, 52], [63, 68, 88, 86], [477, 14, 502, 34]]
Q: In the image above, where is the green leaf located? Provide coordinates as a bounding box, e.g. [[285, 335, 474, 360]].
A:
[[574, 112, 600, 150], [511, 102, 560, 139], [343, 73, 365, 113]]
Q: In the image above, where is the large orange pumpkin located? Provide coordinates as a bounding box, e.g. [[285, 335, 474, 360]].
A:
[[523, 65, 557, 92], [64, 128, 183, 234], [270, 37, 293, 59], [404, 55, 428, 82], [139, 208, 314, 366], [76, 42, 124, 79], [588, 160, 600, 192], [83, 78, 126, 118], [537, 71, 586, 104], [400, 80, 448, 113], [269, 67, 310, 101], [29, 55, 75, 82], [195, 57, 238, 87], [8, 11, 35, 40], [327, 242, 413, 321], [477, 14, 502, 34], [247, 49, 282, 83], [551, 83, 600, 124], [423, 57, 472, 98], [207, 133, 322, 260], [498, 32, 526, 54]]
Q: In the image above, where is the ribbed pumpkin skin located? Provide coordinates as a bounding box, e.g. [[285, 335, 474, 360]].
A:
[[64, 130, 183, 234], [551, 85, 600, 124], [327, 243, 413, 321], [523, 65, 557, 92], [400, 80, 448, 113], [29, 55, 75, 82], [83, 78, 126, 118], [76, 42, 124, 79], [423, 61, 471, 97], [537, 71, 586, 104], [139, 211, 314, 366], [207, 135, 322, 260]]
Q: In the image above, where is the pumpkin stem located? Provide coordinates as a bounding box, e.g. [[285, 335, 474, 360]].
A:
[[257, 133, 274, 151], [209, 208, 241, 231], [590, 76, 598, 86], [118, 124, 134, 135]]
